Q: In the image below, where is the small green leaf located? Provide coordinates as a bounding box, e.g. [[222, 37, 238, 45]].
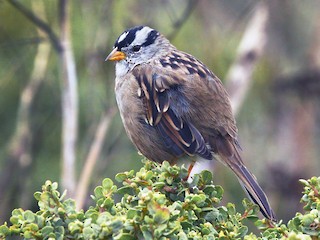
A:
[[117, 186, 134, 195], [191, 194, 206, 205], [226, 203, 236, 215], [102, 197, 115, 209], [144, 170, 154, 181], [201, 170, 213, 184], [236, 226, 248, 238], [29, 223, 39, 232], [94, 186, 103, 198], [204, 209, 220, 222], [213, 186, 224, 199], [68, 221, 82, 234], [153, 181, 166, 189], [127, 209, 139, 219], [51, 182, 58, 190], [116, 233, 136, 240], [23, 210, 35, 223], [12, 208, 23, 217], [0, 224, 10, 237], [34, 192, 41, 201], [299, 179, 309, 186], [181, 221, 193, 230], [115, 173, 128, 182], [141, 225, 153, 240], [102, 178, 114, 190], [83, 227, 94, 238], [24, 230, 34, 239], [41, 226, 54, 237], [301, 213, 315, 226], [154, 208, 170, 224]]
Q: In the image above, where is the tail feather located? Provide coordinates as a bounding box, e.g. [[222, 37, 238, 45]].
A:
[[214, 135, 276, 221], [236, 164, 276, 221]]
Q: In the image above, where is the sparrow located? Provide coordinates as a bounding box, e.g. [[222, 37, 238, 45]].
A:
[[106, 25, 276, 221]]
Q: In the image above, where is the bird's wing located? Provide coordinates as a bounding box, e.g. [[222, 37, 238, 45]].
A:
[[132, 65, 212, 160]]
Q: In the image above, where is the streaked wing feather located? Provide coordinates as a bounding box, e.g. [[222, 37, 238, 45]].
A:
[[133, 66, 212, 160], [156, 92, 169, 112], [189, 124, 212, 160], [157, 121, 185, 157]]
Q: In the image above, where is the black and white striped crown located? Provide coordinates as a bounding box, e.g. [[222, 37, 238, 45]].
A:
[[114, 26, 160, 50]]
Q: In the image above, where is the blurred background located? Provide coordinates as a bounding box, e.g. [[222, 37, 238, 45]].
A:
[[0, 0, 319, 225]]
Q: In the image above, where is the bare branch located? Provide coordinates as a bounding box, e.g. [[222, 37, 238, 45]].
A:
[[75, 108, 117, 210], [59, 0, 78, 198], [225, 2, 269, 116], [167, 0, 197, 40], [7, 0, 62, 52]]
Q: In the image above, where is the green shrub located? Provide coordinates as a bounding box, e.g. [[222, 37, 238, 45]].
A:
[[0, 160, 319, 239]]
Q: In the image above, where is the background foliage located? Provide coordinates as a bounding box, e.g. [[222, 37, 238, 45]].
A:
[[1, 161, 320, 239], [0, 0, 320, 231]]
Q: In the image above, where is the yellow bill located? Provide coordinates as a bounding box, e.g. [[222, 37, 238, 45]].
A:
[[105, 48, 126, 61]]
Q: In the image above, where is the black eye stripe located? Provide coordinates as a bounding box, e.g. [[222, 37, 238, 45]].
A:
[[141, 30, 159, 47]]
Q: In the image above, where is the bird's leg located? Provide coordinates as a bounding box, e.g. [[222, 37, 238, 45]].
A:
[[183, 159, 196, 181]]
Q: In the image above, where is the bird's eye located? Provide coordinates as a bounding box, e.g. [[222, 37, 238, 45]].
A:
[[132, 45, 141, 52]]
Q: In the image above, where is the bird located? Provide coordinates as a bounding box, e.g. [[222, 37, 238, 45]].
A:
[[105, 25, 276, 221]]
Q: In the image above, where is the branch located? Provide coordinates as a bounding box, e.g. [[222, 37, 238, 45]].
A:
[[167, 0, 197, 40], [75, 108, 117, 210], [7, 0, 62, 52], [59, 0, 78, 198], [225, 2, 270, 116]]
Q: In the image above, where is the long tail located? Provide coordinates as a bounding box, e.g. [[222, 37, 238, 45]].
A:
[[215, 136, 276, 221], [230, 159, 276, 221]]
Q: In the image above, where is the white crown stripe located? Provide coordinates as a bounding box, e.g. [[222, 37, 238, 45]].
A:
[[118, 31, 129, 44], [132, 27, 153, 46]]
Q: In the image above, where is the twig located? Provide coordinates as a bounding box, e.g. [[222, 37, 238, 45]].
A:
[[167, 0, 197, 40], [225, 2, 269, 116], [59, 0, 78, 198], [7, 0, 62, 52], [75, 108, 117, 210]]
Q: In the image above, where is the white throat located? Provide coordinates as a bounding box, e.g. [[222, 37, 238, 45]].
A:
[[115, 60, 132, 77]]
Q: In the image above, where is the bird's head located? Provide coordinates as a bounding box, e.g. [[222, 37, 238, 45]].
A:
[[106, 26, 170, 76]]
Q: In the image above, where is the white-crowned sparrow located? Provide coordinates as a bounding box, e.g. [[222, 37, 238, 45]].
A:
[[106, 25, 276, 221]]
